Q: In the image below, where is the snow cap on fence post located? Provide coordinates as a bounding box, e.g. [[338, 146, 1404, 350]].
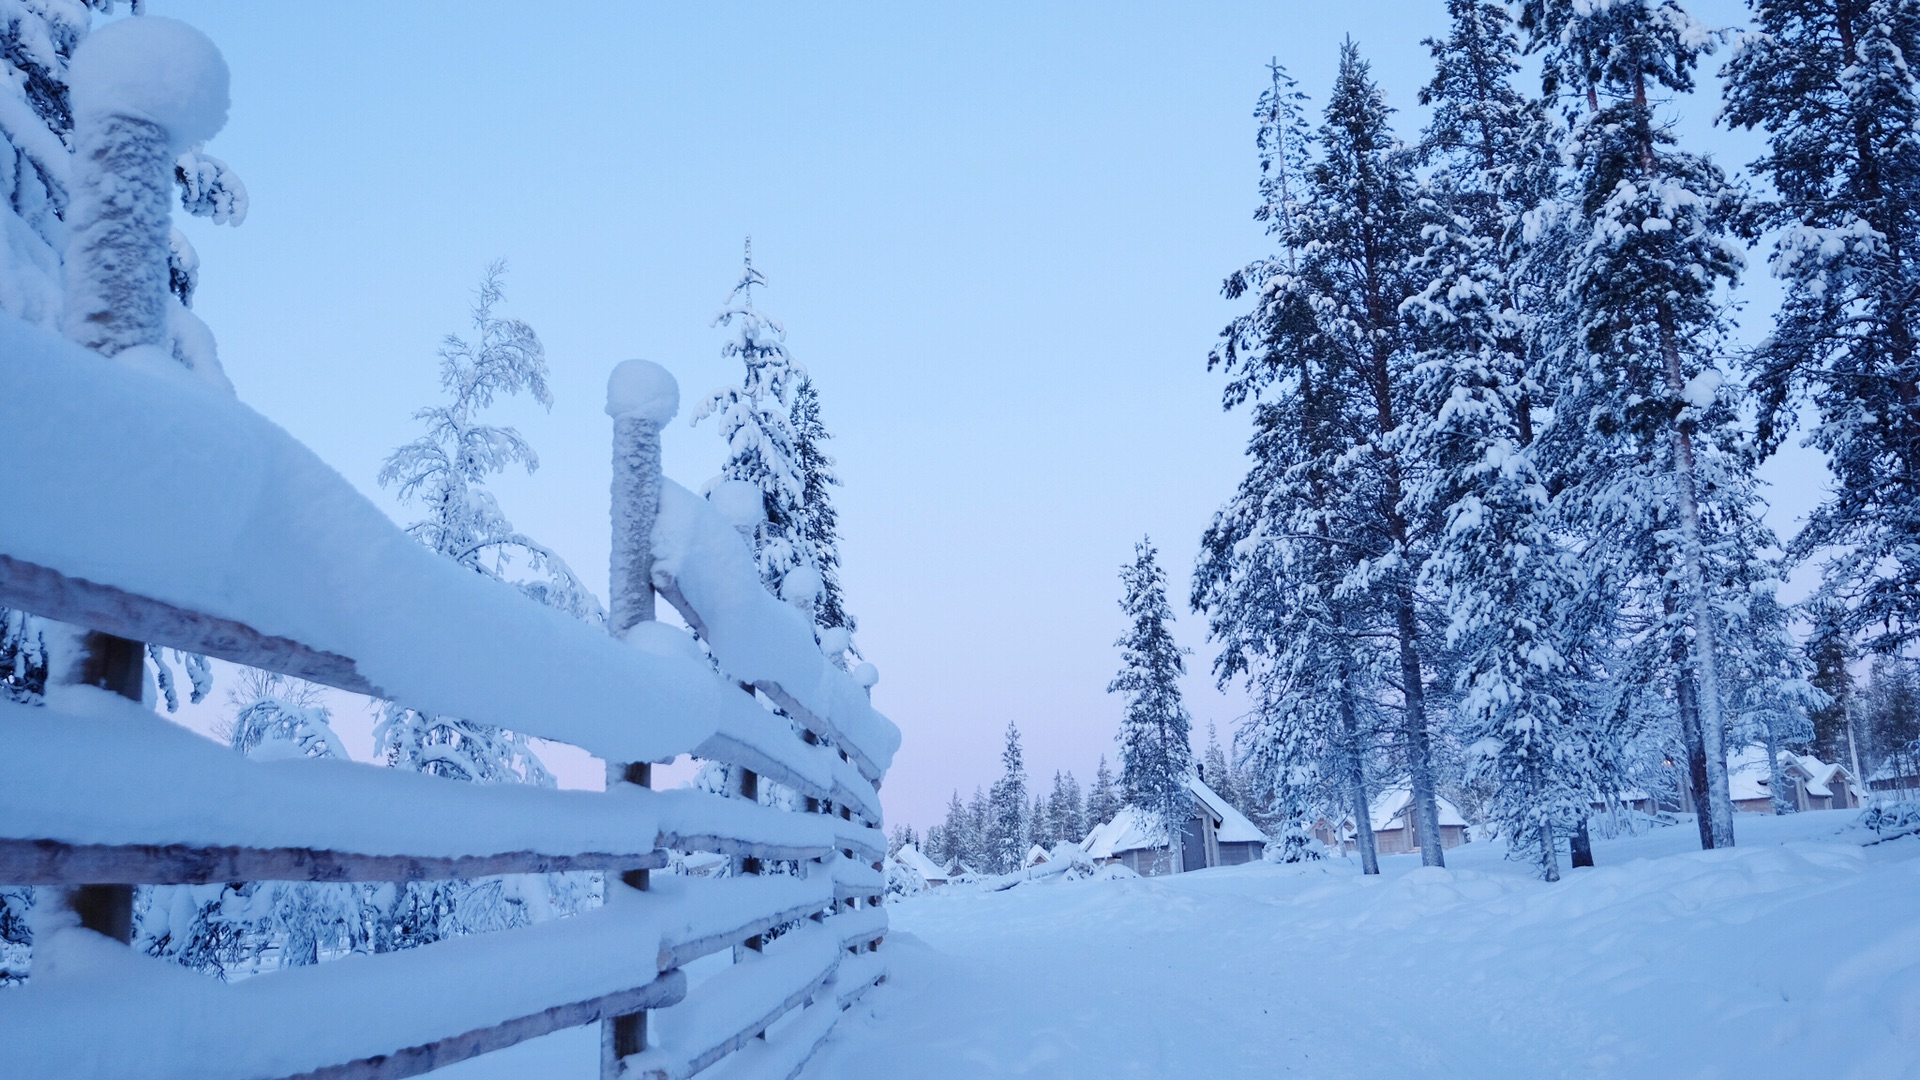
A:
[[63, 17, 228, 359], [608, 360, 677, 640]]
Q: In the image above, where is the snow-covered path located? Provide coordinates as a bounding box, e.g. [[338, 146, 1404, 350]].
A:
[[807, 815, 1920, 1078]]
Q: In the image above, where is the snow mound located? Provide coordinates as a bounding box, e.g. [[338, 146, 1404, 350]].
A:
[[708, 480, 764, 530], [69, 17, 229, 149], [605, 359, 679, 424]]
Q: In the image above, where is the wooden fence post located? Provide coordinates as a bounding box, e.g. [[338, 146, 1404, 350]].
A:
[[42, 18, 229, 951], [602, 360, 676, 1079]]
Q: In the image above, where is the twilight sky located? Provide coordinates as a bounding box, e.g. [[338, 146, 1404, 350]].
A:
[[150, 0, 1818, 832]]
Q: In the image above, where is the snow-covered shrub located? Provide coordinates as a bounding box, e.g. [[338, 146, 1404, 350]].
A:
[[1858, 802, 1920, 845], [1264, 824, 1327, 864]]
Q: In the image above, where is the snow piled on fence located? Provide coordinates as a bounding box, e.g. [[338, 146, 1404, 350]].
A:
[[0, 310, 721, 764]]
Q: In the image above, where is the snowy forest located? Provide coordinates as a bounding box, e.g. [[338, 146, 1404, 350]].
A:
[[4, 1, 1920, 1078], [893, 0, 1920, 887]]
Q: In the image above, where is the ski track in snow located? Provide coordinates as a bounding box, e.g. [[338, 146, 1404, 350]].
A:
[[435, 813, 1920, 1079]]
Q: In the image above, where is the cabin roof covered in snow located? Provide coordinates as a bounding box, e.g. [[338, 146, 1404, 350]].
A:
[[1081, 775, 1269, 858], [1189, 776, 1266, 843], [890, 843, 948, 882], [1728, 747, 1863, 800], [1367, 787, 1467, 832]]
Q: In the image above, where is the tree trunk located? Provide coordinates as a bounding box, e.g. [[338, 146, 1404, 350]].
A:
[[1661, 313, 1736, 849], [1766, 721, 1793, 815], [1538, 819, 1560, 883], [1569, 818, 1594, 869], [1678, 675, 1715, 849], [1397, 595, 1445, 867], [1338, 671, 1380, 876]]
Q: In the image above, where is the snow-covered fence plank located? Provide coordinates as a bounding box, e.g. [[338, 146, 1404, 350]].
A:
[[630, 922, 845, 1080], [2, 897, 691, 1080], [652, 480, 899, 787]]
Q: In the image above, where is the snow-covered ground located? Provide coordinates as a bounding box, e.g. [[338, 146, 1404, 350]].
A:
[[440, 812, 1919, 1078]]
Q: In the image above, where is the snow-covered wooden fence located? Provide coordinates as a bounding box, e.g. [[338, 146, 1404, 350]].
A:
[[0, 248, 894, 1080], [0, 319, 896, 1078]]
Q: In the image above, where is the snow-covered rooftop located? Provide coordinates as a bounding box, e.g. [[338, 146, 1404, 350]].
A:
[[1190, 776, 1266, 843], [890, 843, 948, 884], [1081, 775, 1270, 859], [1366, 788, 1468, 833]]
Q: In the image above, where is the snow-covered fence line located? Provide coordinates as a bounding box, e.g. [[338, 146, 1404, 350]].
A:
[[0, 324, 894, 1074]]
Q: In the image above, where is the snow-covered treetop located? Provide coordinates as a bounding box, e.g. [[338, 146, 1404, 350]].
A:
[[605, 358, 678, 425], [68, 15, 226, 149], [707, 237, 801, 402]]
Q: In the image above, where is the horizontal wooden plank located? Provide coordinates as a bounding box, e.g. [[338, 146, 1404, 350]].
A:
[[629, 924, 843, 1080], [1, 698, 852, 885], [285, 969, 685, 1080], [693, 991, 858, 1080], [655, 875, 836, 969], [3, 896, 680, 1080], [0, 837, 668, 886], [0, 554, 382, 696]]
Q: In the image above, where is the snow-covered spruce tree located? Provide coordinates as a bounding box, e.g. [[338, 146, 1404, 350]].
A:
[[1047, 770, 1085, 847], [985, 721, 1029, 874], [1109, 539, 1195, 870], [1200, 53, 1450, 874], [1519, 0, 1754, 848], [1194, 377, 1379, 868], [1863, 655, 1920, 781], [1804, 600, 1860, 765], [1212, 43, 1450, 865], [693, 240, 813, 602], [932, 790, 968, 868], [790, 374, 856, 658], [376, 261, 589, 789], [1087, 755, 1117, 828], [964, 786, 991, 872], [1722, 0, 1920, 652], [1400, 0, 1606, 880]]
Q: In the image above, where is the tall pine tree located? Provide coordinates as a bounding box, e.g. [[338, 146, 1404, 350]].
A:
[[694, 240, 814, 604], [1200, 47, 1442, 870], [986, 722, 1029, 874], [1110, 538, 1195, 864], [1402, 0, 1603, 880], [1520, 0, 1757, 848], [789, 373, 857, 661], [1723, 0, 1920, 652]]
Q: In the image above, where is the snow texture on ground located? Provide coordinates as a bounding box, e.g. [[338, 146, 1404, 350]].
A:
[[430, 811, 1919, 1079]]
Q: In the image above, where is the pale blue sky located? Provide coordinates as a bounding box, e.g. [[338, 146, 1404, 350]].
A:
[[151, 1, 1816, 830]]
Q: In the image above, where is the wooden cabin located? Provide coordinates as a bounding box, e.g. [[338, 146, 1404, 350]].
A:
[[1081, 776, 1268, 876], [1728, 748, 1864, 813], [1313, 788, 1469, 856], [888, 843, 952, 888]]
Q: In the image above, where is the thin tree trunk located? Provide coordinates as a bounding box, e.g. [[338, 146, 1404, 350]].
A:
[[1397, 595, 1445, 867], [1569, 818, 1594, 868], [1337, 650, 1380, 876], [1660, 312, 1736, 849], [1766, 721, 1793, 815], [1620, 65, 1736, 850], [1538, 819, 1560, 883], [1677, 675, 1715, 849]]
